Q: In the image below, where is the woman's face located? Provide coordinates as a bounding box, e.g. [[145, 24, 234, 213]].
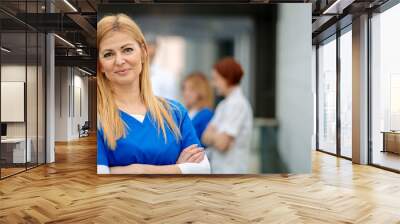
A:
[[99, 31, 145, 88], [182, 80, 199, 109], [212, 69, 229, 96]]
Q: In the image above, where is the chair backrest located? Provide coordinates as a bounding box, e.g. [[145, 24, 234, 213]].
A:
[[82, 121, 90, 129]]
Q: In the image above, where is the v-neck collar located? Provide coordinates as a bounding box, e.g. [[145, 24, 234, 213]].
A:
[[119, 109, 148, 125], [128, 114, 145, 123]]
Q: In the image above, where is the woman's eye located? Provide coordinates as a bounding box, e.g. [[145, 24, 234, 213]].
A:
[[103, 52, 113, 58], [123, 48, 134, 54]]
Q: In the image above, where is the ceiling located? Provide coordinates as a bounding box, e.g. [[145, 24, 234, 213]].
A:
[[0, 0, 393, 73]]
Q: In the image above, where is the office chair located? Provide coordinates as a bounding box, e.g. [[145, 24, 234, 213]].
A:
[[79, 121, 90, 138]]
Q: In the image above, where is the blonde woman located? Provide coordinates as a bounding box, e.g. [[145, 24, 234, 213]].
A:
[[97, 14, 210, 174], [181, 72, 214, 146]]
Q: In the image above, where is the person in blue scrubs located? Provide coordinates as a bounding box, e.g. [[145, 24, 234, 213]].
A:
[[97, 14, 210, 174], [181, 72, 214, 146]]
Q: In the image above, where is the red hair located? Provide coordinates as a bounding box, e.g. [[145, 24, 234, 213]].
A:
[[213, 57, 243, 86]]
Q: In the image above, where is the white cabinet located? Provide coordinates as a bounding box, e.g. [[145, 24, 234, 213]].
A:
[[1, 138, 32, 163]]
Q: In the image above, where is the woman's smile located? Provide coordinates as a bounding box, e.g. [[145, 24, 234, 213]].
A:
[[114, 68, 132, 76]]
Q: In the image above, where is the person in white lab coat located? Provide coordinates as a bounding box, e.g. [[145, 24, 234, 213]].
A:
[[202, 57, 253, 174]]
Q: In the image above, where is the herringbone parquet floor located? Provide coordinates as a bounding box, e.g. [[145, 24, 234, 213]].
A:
[[0, 135, 399, 223]]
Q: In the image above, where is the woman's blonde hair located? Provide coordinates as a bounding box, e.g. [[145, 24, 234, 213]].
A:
[[182, 72, 214, 109], [97, 13, 180, 149]]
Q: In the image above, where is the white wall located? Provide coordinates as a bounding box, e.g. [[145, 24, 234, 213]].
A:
[[72, 73, 89, 138], [1, 65, 38, 137], [1, 65, 26, 81], [1, 66, 25, 126], [55, 67, 68, 141], [275, 4, 312, 173], [55, 67, 89, 141], [1, 82, 25, 122], [1, 64, 46, 164]]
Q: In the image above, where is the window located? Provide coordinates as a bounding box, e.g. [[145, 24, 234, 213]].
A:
[[370, 2, 400, 171], [317, 36, 337, 154], [339, 28, 352, 158]]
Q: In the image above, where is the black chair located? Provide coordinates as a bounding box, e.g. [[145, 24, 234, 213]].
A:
[[78, 121, 90, 138]]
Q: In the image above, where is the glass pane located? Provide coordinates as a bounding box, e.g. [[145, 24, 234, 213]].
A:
[[38, 33, 45, 165], [1, 30, 27, 177], [340, 29, 352, 158], [371, 3, 400, 171], [312, 46, 317, 150], [27, 31, 38, 169], [318, 37, 337, 154]]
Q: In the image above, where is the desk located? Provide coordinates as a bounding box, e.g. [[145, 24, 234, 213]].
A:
[[381, 131, 400, 154], [1, 138, 31, 163]]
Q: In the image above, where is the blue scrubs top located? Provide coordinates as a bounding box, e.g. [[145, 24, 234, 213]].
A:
[[97, 100, 200, 167], [191, 108, 213, 144]]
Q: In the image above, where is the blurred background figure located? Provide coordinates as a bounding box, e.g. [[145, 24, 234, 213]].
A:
[[181, 72, 214, 146], [202, 57, 253, 174], [147, 35, 178, 100]]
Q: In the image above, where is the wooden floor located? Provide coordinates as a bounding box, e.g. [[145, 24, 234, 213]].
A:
[[1, 167, 25, 178], [1, 164, 44, 178], [0, 136, 400, 223]]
